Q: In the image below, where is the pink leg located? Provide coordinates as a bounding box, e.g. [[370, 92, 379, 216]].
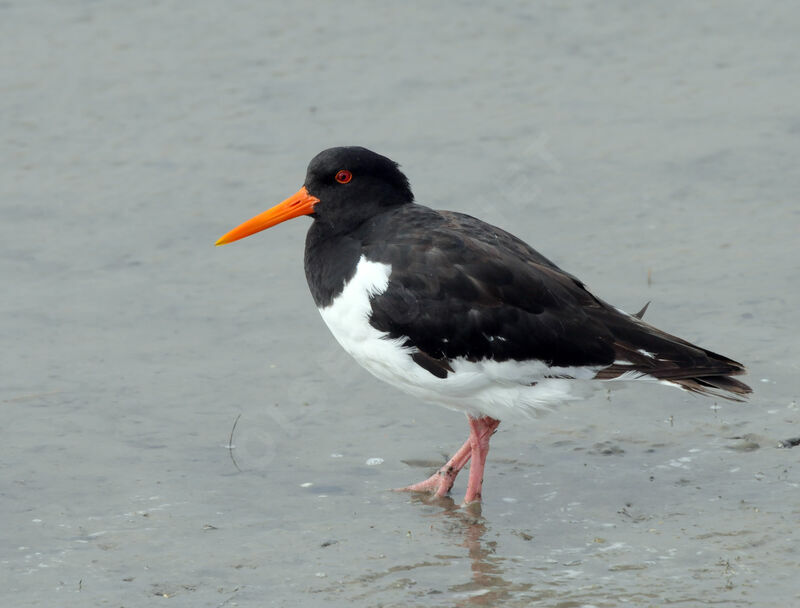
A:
[[396, 415, 500, 503], [395, 435, 473, 496], [463, 417, 500, 504]]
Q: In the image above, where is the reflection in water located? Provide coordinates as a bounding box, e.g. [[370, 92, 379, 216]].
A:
[[319, 493, 539, 605], [409, 494, 533, 606], [319, 491, 683, 606]]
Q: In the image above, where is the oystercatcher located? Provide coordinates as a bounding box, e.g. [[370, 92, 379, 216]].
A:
[[216, 146, 751, 504]]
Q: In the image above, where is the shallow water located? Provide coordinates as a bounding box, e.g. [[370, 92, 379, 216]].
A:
[[2, 1, 799, 606]]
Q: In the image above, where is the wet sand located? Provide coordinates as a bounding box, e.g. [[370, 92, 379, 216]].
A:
[[2, 1, 799, 606]]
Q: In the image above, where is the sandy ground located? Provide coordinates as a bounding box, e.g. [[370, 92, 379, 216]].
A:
[[2, 1, 799, 606]]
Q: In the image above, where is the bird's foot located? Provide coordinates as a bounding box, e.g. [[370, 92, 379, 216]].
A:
[[395, 416, 500, 504], [395, 466, 459, 497], [394, 436, 473, 497]]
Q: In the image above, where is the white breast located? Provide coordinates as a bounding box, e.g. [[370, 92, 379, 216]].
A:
[[318, 256, 601, 419]]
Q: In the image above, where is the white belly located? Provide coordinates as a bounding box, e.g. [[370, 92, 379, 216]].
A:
[[318, 256, 600, 419]]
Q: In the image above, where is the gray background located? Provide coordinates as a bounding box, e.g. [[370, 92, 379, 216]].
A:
[[2, 1, 798, 606]]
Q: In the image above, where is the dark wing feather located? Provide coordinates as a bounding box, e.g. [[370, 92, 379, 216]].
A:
[[362, 206, 617, 367], [592, 309, 751, 400], [360, 205, 750, 401]]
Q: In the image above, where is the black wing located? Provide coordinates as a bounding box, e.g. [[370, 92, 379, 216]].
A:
[[362, 205, 750, 400]]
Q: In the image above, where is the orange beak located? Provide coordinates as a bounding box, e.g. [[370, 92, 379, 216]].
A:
[[215, 186, 320, 246]]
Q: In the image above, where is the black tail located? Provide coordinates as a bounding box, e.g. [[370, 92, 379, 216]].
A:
[[670, 373, 751, 401], [594, 308, 752, 402]]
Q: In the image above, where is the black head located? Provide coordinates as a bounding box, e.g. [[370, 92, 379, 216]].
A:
[[304, 147, 414, 232], [215, 146, 413, 247]]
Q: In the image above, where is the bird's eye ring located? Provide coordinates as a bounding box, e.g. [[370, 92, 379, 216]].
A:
[[335, 170, 352, 184]]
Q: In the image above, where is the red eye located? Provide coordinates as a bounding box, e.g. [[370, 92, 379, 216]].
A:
[[335, 169, 352, 184]]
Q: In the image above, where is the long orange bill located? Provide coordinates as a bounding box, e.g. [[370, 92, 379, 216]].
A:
[[215, 186, 320, 246]]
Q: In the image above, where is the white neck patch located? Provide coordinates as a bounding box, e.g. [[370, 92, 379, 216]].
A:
[[318, 256, 395, 353]]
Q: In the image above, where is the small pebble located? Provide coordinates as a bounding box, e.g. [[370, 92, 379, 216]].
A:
[[366, 457, 384, 466]]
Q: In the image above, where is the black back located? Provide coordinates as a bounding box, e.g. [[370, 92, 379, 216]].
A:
[[300, 147, 751, 400]]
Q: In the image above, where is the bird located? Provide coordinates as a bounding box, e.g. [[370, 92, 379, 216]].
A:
[[215, 146, 751, 505]]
